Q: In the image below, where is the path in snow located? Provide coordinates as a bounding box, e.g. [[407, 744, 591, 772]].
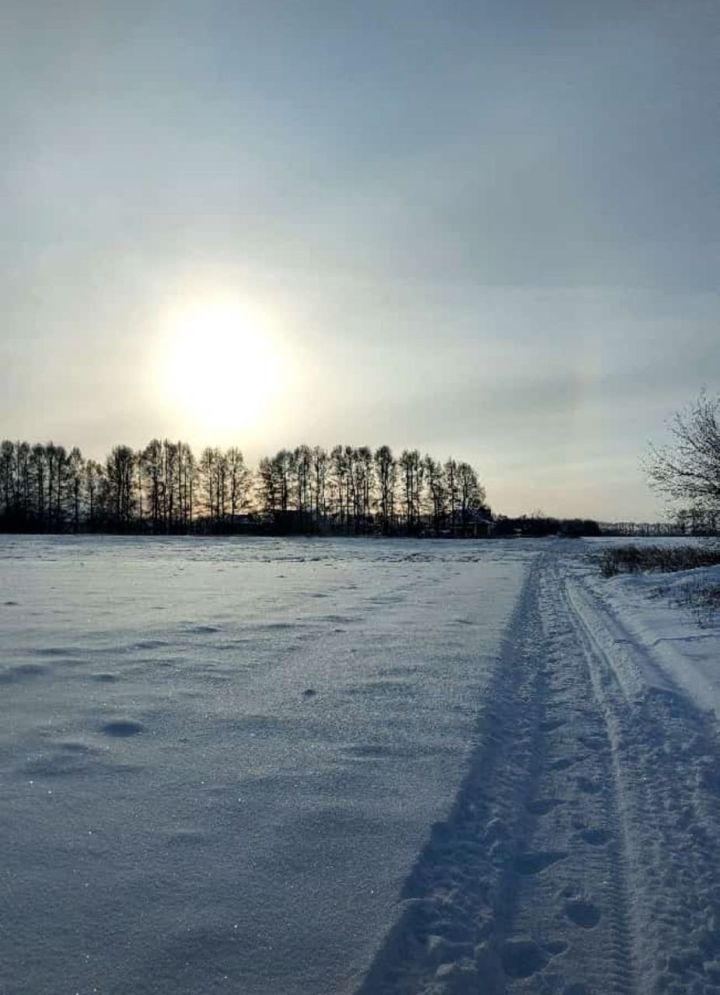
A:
[[358, 549, 720, 994]]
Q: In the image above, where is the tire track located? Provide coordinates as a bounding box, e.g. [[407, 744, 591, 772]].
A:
[[561, 561, 720, 995], [355, 547, 720, 994], [354, 554, 639, 994], [506, 562, 638, 995]]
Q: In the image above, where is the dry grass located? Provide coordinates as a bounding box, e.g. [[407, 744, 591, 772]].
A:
[[663, 581, 720, 628], [597, 544, 720, 578]]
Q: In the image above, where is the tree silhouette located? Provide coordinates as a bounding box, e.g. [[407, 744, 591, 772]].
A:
[[646, 392, 720, 517], [103, 445, 136, 529], [423, 455, 447, 535], [0, 436, 506, 537], [226, 447, 251, 520], [374, 445, 396, 534], [399, 449, 423, 534]]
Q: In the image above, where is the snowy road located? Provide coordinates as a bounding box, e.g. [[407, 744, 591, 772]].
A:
[[3, 538, 720, 994], [361, 548, 720, 994]]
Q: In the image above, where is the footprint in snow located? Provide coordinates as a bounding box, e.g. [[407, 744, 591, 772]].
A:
[[501, 938, 548, 979], [577, 776, 603, 795], [564, 899, 602, 929], [544, 939, 568, 956], [100, 719, 144, 737], [580, 828, 611, 846]]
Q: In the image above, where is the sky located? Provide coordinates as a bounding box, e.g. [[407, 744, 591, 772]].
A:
[[2, 1, 718, 520]]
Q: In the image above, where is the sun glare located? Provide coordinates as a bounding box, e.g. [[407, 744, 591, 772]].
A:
[[159, 297, 286, 436]]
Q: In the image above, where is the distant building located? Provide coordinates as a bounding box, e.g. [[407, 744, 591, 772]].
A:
[[462, 510, 494, 537]]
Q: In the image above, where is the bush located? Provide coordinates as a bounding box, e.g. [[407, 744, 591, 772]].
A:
[[598, 544, 720, 578], [663, 581, 720, 628]]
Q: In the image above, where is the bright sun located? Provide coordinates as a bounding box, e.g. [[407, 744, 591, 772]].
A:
[[159, 297, 286, 436]]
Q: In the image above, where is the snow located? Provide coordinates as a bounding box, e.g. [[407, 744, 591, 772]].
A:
[[5, 535, 720, 994], [0, 536, 531, 995], [581, 555, 720, 720], [357, 542, 720, 993]]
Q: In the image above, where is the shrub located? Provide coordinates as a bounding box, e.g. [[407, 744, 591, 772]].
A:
[[598, 544, 720, 578]]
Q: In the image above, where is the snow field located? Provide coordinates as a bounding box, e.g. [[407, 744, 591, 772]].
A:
[[5, 535, 720, 994], [0, 536, 531, 995]]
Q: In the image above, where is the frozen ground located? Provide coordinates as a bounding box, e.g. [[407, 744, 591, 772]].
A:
[[4, 536, 720, 995]]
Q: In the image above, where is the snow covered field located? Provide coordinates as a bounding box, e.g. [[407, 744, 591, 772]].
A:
[[3, 536, 720, 995], [0, 536, 530, 995]]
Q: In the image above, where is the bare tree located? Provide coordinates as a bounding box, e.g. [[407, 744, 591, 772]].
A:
[[162, 440, 178, 527], [84, 459, 103, 528], [273, 450, 293, 513], [0, 442, 14, 519], [17, 442, 31, 520], [175, 442, 196, 527], [345, 446, 373, 532], [53, 445, 69, 526], [312, 446, 328, 524], [257, 456, 278, 516], [199, 447, 230, 524], [646, 392, 720, 516], [445, 458, 459, 535], [141, 439, 164, 531], [67, 448, 85, 532], [293, 445, 313, 522], [329, 445, 350, 530], [398, 449, 424, 533], [30, 444, 46, 525], [374, 445, 396, 534], [103, 445, 137, 529], [226, 447, 251, 518], [457, 461, 486, 533], [423, 455, 447, 535], [356, 446, 374, 531], [256, 450, 293, 519]]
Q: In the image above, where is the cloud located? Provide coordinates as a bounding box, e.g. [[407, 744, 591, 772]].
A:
[[1, 1, 718, 519]]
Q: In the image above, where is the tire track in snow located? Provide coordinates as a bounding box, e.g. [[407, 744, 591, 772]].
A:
[[515, 563, 638, 995], [355, 555, 638, 994], [356, 549, 720, 994], [562, 561, 720, 995]]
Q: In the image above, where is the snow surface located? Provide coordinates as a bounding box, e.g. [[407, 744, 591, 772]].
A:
[[0, 536, 531, 995], [584, 558, 720, 721], [358, 542, 720, 994], [5, 535, 720, 995]]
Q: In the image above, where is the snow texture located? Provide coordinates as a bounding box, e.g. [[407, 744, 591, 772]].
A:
[[0, 536, 529, 994], [4, 536, 720, 994]]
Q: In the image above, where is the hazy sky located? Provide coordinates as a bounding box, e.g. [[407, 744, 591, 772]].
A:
[[2, 1, 718, 519]]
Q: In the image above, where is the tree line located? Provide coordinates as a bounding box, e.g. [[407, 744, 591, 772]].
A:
[[0, 439, 491, 536]]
